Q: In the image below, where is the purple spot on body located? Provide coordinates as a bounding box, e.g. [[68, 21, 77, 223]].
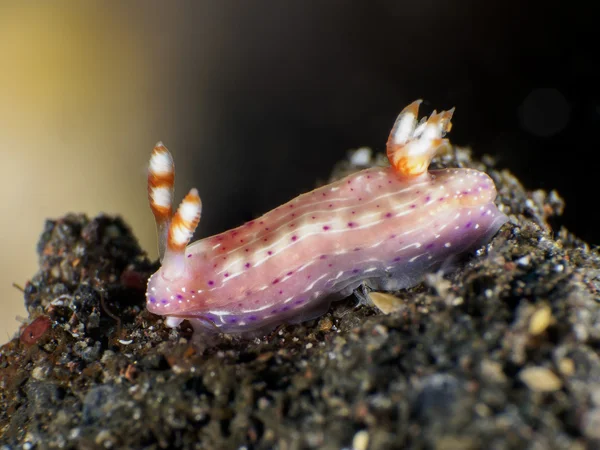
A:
[[393, 257, 401, 262], [367, 175, 371, 179], [426, 243, 435, 249], [161, 299, 168, 304], [354, 247, 361, 251], [272, 279, 279, 284], [425, 195, 431, 201], [465, 221, 473, 228], [249, 315, 258, 321], [245, 263, 251, 268], [410, 204, 416, 208], [229, 318, 237, 323], [389, 234, 396, 239], [176, 294, 183, 300], [348, 222, 356, 228], [311, 216, 316, 219], [291, 235, 298, 241], [149, 296, 156, 303], [320, 254, 327, 260], [388, 180, 392, 184], [328, 263, 333, 267], [271, 309, 279, 314], [385, 212, 393, 218], [279, 290, 283, 294], [208, 280, 214, 286], [282, 306, 290, 312], [268, 251, 273, 255], [439, 197, 445, 202], [190, 290, 195, 294], [224, 273, 229, 278], [329, 204, 333, 208], [246, 290, 252, 296], [323, 225, 330, 231], [287, 271, 293, 276], [187, 254, 192, 258], [352, 269, 359, 274], [294, 299, 305, 305]]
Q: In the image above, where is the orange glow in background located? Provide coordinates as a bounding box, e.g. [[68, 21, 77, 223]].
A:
[[0, 4, 171, 341]]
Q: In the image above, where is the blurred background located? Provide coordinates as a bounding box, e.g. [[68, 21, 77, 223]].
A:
[[0, 2, 595, 342]]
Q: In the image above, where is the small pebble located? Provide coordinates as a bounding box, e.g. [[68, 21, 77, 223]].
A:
[[558, 358, 575, 376], [31, 367, 47, 381], [480, 360, 507, 383], [519, 367, 562, 392], [95, 429, 115, 447], [350, 148, 372, 166], [319, 316, 333, 332], [352, 430, 369, 450], [368, 292, 403, 314], [529, 305, 553, 335]]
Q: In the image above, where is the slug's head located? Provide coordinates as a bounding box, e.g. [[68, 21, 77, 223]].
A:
[[146, 265, 198, 318], [386, 100, 454, 179], [147, 143, 202, 315]]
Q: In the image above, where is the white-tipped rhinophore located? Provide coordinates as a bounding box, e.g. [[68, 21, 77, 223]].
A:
[[148, 143, 202, 278], [162, 188, 202, 279], [148, 142, 175, 261], [386, 100, 454, 178]]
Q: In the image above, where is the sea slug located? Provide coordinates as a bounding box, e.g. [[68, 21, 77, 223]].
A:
[[146, 100, 508, 335]]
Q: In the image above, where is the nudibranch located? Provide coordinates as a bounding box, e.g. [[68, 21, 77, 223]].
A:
[[146, 100, 507, 335]]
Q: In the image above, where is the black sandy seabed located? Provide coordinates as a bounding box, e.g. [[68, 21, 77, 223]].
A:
[[1, 148, 599, 450]]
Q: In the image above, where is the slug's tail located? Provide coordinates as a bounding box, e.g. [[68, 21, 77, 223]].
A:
[[386, 100, 454, 178], [148, 142, 202, 278]]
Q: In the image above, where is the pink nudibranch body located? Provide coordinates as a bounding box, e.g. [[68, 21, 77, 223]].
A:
[[146, 100, 507, 334]]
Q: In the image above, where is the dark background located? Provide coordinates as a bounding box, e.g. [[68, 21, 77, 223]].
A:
[[145, 1, 597, 244]]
